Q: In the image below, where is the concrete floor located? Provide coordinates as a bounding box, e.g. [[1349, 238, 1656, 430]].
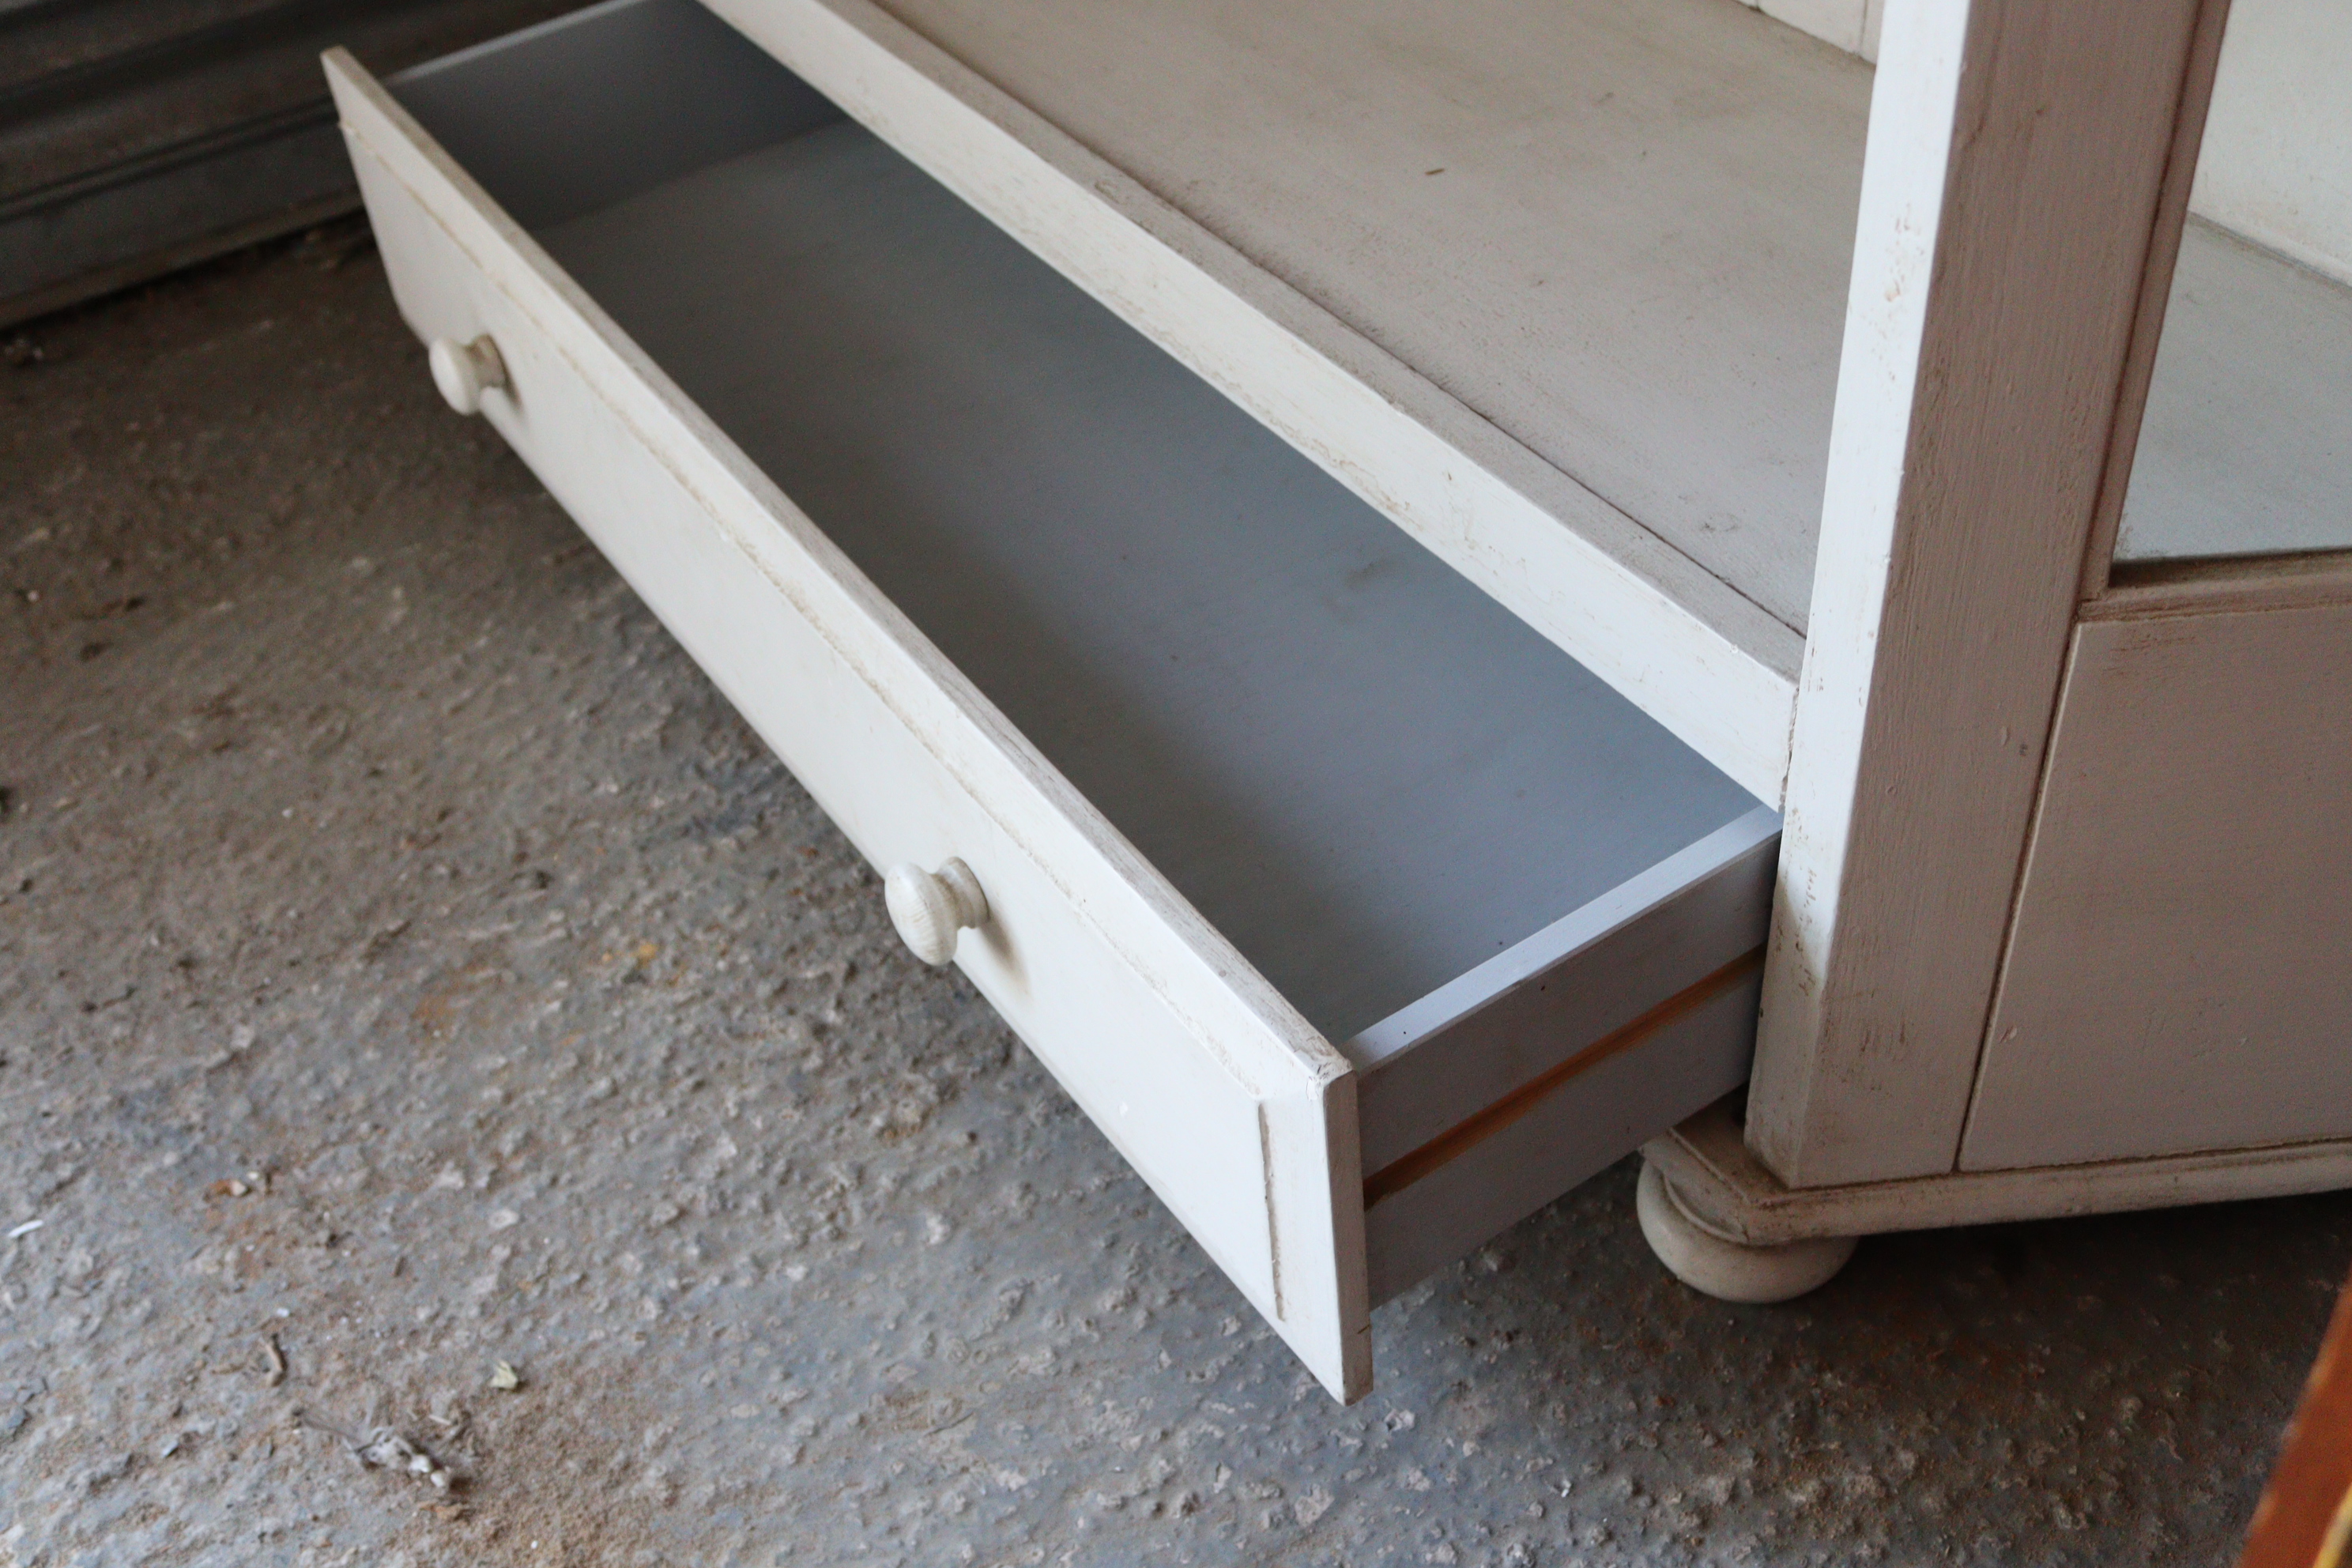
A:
[[1, 227, 2346, 1568]]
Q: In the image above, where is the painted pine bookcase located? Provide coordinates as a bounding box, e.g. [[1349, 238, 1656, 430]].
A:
[[326, 0, 2352, 1396]]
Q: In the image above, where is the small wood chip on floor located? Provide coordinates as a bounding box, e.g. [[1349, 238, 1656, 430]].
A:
[[355, 1427, 453, 1491]]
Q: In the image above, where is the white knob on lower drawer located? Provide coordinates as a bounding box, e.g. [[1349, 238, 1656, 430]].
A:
[[884, 858, 989, 967], [428, 334, 507, 416]]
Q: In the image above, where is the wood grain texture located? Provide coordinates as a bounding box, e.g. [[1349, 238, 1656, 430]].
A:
[[2237, 1265, 2352, 1568], [1748, 0, 2226, 1187], [1962, 603, 2352, 1170], [700, 0, 1823, 800]]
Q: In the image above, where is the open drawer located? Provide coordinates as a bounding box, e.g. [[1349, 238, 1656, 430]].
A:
[[325, 0, 1777, 1401]]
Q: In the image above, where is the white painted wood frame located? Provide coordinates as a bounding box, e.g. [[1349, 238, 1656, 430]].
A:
[[1748, 0, 2236, 1187]]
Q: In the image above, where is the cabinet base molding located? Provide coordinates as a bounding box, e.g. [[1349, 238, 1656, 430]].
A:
[[1643, 1100, 2352, 1247]]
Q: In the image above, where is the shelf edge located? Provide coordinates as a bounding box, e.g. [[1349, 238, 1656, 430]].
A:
[[703, 0, 1805, 804]]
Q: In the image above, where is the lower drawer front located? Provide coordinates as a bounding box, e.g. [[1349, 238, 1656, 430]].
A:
[[334, 85, 1368, 1396]]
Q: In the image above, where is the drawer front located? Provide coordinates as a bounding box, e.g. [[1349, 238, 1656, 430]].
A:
[[328, 53, 1370, 1399]]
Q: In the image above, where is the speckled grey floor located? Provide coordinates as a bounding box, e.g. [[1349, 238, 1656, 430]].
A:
[[1, 228, 2346, 1568]]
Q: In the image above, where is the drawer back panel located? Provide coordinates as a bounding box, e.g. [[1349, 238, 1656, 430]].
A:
[[393, 0, 843, 230]]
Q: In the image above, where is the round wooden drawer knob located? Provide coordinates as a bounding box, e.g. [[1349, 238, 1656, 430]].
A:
[[428, 334, 508, 416], [884, 858, 989, 967]]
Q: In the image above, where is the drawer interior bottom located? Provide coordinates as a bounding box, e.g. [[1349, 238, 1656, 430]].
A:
[[390, 6, 1758, 1049], [538, 126, 1756, 1040]]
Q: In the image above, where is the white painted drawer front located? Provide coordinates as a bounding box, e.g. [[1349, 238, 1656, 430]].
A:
[[326, 0, 1774, 1400]]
